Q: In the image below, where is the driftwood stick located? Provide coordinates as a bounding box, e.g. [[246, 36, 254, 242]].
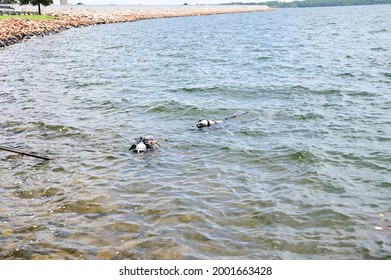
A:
[[0, 145, 51, 161]]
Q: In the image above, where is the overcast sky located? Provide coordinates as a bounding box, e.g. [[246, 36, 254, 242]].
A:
[[53, 0, 266, 5]]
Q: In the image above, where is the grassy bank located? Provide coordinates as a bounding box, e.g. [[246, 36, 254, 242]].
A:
[[0, 15, 55, 21]]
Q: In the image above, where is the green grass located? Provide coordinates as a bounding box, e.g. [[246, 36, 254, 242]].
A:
[[0, 15, 55, 21]]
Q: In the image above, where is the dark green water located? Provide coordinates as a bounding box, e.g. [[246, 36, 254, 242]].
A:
[[0, 5, 390, 259]]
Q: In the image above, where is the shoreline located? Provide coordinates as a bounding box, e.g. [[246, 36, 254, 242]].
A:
[[0, 6, 271, 48]]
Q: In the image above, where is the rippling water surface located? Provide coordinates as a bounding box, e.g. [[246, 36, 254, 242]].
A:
[[1, 5, 390, 259]]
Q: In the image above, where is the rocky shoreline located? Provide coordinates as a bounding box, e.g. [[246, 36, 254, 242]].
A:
[[0, 6, 271, 48]]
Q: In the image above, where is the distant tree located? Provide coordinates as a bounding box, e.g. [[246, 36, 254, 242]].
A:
[[223, 0, 391, 8], [0, 0, 18, 4], [19, 0, 53, 15]]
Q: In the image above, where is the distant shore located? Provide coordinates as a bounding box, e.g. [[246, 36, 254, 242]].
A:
[[0, 5, 271, 48]]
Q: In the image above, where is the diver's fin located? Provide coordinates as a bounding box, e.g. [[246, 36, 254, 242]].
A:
[[224, 110, 248, 120], [129, 144, 137, 151]]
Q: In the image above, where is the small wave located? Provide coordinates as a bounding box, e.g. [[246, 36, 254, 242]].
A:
[[306, 208, 353, 227], [344, 90, 376, 97], [247, 211, 302, 228], [239, 129, 268, 138], [14, 187, 62, 199], [293, 113, 323, 121], [55, 199, 116, 214], [33, 121, 78, 132], [0, 121, 25, 131], [169, 86, 221, 93], [337, 72, 355, 77], [170, 86, 259, 101], [65, 81, 108, 89], [289, 150, 316, 163], [292, 85, 310, 91], [271, 86, 342, 97], [369, 28, 388, 33], [256, 55, 273, 60], [312, 89, 342, 96], [146, 100, 200, 115], [32, 121, 88, 141], [370, 47, 388, 52], [379, 182, 391, 188], [107, 222, 141, 233]]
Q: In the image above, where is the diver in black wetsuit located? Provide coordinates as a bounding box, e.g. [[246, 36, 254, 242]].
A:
[[129, 135, 159, 153]]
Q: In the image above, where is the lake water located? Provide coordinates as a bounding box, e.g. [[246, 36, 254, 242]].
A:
[[0, 5, 390, 260]]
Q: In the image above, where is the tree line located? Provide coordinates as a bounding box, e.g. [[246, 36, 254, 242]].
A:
[[3, 0, 391, 14], [221, 0, 391, 8], [0, 0, 53, 15]]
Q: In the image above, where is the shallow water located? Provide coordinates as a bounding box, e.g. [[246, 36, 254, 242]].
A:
[[1, 5, 390, 259]]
